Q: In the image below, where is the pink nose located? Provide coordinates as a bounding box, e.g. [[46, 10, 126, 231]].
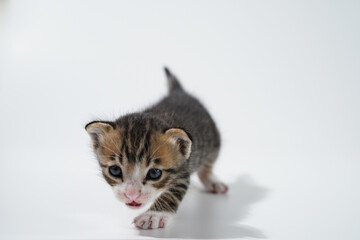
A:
[[124, 190, 141, 201]]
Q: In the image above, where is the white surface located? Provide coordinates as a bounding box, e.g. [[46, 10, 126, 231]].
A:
[[1, 0, 360, 239]]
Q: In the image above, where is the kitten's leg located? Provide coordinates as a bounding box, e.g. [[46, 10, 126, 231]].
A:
[[133, 174, 190, 229], [197, 148, 228, 194]]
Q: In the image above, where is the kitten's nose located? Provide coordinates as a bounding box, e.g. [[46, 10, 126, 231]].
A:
[[124, 189, 141, 201]]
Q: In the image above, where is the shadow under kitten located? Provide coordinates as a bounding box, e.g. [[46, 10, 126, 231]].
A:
[[137, 175, 268, 239]]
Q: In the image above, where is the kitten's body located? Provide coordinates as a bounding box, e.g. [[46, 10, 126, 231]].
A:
[[86, 68, 227, 229]]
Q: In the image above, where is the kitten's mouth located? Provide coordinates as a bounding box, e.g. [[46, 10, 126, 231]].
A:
[[126, 201, 142, 208]]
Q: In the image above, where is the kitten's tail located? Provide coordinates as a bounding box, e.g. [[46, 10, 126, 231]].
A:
[[164, 67, 184, 94]]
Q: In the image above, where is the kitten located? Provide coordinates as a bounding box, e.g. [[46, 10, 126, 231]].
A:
[[85, 68, 228, 229]]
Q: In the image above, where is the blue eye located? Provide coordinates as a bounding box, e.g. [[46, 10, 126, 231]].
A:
[[146, 168, 162, 180], [109, 165, 122, 177]]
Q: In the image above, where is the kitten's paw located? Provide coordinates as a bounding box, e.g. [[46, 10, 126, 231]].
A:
[[203, 176, 229, 194], [133, 211, 174, 230]]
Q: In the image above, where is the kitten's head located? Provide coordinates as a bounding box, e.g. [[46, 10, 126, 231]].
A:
[[85, 116, 192, 209]]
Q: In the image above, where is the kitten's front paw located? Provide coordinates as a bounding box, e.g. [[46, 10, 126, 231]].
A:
[[133, 211, 174, 230]]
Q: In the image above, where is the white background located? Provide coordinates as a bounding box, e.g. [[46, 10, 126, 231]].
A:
[[1, 0, 360, 239]]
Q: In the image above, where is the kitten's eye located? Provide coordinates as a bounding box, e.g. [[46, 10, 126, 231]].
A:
[[146, 168, 162, 180], [109, 165, 122, 178]]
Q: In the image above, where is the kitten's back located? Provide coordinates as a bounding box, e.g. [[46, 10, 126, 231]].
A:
[[145, 68, 220, 171]]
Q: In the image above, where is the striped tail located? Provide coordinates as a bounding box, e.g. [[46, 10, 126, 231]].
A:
[[164, 67, 184, 94]]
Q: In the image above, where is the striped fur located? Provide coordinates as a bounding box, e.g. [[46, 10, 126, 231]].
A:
[[86, 68, 226, 228]]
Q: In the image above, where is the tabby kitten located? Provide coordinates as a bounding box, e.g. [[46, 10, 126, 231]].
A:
[[85, 68, 228, 229]]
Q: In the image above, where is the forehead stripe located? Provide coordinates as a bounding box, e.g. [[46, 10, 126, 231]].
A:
[[119, 154, 123, 164], [137, 130, 150, 162], [146, 157, 151, 167]]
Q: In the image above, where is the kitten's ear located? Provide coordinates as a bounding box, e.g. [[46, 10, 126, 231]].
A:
[[164, 128, 192, 160], [85, 121, 115, 149]]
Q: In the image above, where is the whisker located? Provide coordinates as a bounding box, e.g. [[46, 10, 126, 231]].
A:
[[107, 133, 122, 154], [102, 145, 121, 158], [150, 153, 173, 161], [150, 139, 171, 159]]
